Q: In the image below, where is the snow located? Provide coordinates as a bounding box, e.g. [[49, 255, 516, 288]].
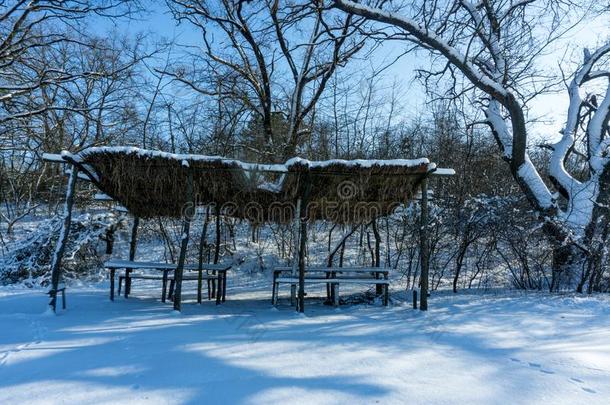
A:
[[517, 156, 554, 209], [68, 147, 289, 173], [41, 153, 66, 163], [55, 147, 435, 174], [285, 157, 433, 170], [93, 193, 112, 201], [1, 283, 609, 404], [431, 167, 455, 176], [333, 0, 509, 97]]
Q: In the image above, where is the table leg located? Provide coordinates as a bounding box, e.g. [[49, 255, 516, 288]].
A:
[[211, 271, 216, 299], [333, 283, 339, 307], [222, 271, 227, 302], [271, 271, 277, 305], [125, 268, 132, 298], [110, 268, 115, 301], [215, 273, 222, 305], [325, 272, 331, 303], [197, 269, 203, 304], [162, 269, 169, 303]]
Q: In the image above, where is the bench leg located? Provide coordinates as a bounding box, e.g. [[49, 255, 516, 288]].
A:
[[61, 289, 66, 310], [215, 274, 222, 305], [271, 274, 277, 305], [272, 281, 280, 306], [109, 269, 115, 301], [197, 269, 203, 304], [124, 269, 132, 298], [118, 276, 123, 295], [333, 284, 339, 307], [222, 272, 227, 302], [383, 284, 389, 306]]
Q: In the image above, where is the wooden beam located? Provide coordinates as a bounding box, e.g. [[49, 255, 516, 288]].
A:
[[129, 217, 140, 261], [290, 198, 301, 306], [419, 178, 430, 311], [430, 167, 455, 176], [48, 165, 78, 312], [123, 216, 140, 298], [297, 171, 312, 313], [197, 206, 210, 304], [173, 170, 194, 312]]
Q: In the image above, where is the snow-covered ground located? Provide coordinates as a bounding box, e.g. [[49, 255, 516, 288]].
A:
[[1, 278, 609, 404]]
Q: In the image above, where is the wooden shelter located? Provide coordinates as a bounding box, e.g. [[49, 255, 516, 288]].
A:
[[43, 147, 454, 313]]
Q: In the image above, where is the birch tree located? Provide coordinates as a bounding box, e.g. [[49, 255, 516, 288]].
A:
[[333, 0, 608, 291]]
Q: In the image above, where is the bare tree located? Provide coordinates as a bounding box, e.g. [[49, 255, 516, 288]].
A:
[[165, 0, 368, 160], [333, 0, 610, 291]]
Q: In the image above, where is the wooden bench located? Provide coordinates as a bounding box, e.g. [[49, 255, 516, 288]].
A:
[[104, 259, 230, 304], [118, 273, 165, 296], [166, 271, 227, 305], [272, 267, 390, 306]]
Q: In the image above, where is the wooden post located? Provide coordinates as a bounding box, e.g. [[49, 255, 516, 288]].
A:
[[124, 216, 139, 297], [297, 171, 312, 313], [210, 204, 221, 299], [129, 217, 139, 260], [48, 166, 78, 312], [290, 198, 301, 306], [372, 217, 382, 295], [174, 171, 194, 312], [419, 178, 429, 311], [197, 207, 209, 304]]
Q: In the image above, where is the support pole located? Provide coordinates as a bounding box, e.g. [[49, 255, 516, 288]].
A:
[[125, 216, 139, 297], [211, 204, 221, 299], [48, 165, 78, 312], [297, 171, 312, 313], [290, 198, 301, 306], [129, 217, 139, 261], [174, 171, 194, 312], [197, 207, 210, 304], [419, 178, 429, 311]]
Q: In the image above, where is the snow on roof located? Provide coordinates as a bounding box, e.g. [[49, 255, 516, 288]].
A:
[[65, 147, 288, 173], [44, 146, 449, 221], [285, 156, 433, 170]]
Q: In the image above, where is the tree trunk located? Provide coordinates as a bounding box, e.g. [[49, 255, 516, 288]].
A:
[[48, 166, 78, 312]]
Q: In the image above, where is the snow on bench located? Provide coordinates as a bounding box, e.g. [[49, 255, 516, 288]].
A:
[[105, 259, 231, 304], [275, 277, 389, 284], [104, 259, 230, 271], [273, 266, 389, 274], [272, 267, 390, 306]]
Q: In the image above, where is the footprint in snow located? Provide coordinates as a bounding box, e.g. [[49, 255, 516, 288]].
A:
[[528, 362, 541, 368], [569, 377, 596, 394]]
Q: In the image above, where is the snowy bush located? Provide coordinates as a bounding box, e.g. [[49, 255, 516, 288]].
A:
[[0, 212, 125, 286]]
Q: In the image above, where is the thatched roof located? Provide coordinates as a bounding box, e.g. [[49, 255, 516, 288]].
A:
[[51, 147, 441, 223]]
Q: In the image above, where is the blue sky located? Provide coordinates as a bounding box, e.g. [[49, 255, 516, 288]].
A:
[[96, 2, 610, 143]]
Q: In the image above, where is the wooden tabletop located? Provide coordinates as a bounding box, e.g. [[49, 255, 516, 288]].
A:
[[104, 259, 231, 271]]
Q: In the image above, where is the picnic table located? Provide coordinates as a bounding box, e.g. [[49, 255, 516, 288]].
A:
[[271, 266, 390, 306], [104, 259, 230, 305]]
